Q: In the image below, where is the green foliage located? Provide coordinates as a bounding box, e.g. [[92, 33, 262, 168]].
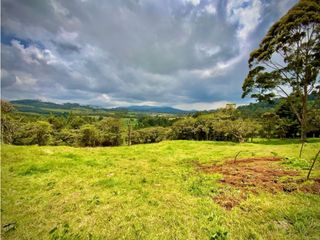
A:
[[308, 108, 320, 136], [237, 101, 277, 118], [171, 118, 196, 140], [48, 114, 66, 130], [35, 121, 53, 146], [1, 100, 15, 114], [261, 112, 283, 138], [136, 115, 175, 128], [242, 0, 320, 140], [282, 157, 310, 170], [1, 100, 17, 144], [1, 115, 17, 144], [3, 97, 319, 147], [79, 124, 99, 147], [11, 121, 52, 146], [55, 128, 79, 146], [68, 116, 86, 129], [96, 117, 122, 146], [131, 126, 170, 144], [171, 109, 261, 142]]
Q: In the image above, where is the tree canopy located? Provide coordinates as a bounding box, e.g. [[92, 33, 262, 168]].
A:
[[242, 0, 320, 140]]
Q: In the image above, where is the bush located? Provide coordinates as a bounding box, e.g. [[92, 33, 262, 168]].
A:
[[79, 124, 99, 147], [171, 118, 196, 140], [35, 121, 53, 145], [131, 127, 170, 144], [12, 121, 52, 146], [96, 117, 122, 146], [54, 128, 79, 146]]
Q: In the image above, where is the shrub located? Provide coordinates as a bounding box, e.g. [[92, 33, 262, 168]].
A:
[[131, 127, 170, 144], [79, 124, 99, 147], [96, 117, 122, 146]]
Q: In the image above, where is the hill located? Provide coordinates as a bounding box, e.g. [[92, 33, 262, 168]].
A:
[[113, 105, 190, 114], [10, 99, 191, 115], [237, 101, 277, 117]]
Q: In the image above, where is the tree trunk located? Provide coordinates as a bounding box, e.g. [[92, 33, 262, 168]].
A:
[[127, 122, 132, 146], [299, 141, 305, 158], [307, 150, 320, 180], [301, 74, 309, 142], [234, 151, 242, 163]]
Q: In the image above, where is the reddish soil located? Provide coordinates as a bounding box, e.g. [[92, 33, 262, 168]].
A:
[[198, 157, 320, 209]]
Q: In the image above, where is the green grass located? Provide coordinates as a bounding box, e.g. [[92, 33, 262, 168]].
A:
[[1, 140, 320, 239]]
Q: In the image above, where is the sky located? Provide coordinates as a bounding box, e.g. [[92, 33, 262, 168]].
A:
[[1, 0, 298, 110]]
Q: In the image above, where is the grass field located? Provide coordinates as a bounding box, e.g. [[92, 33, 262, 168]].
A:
[[1, 140, 320, 239]]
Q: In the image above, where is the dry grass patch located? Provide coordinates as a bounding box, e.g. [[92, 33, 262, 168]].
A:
[[198, 157, 320, 209]]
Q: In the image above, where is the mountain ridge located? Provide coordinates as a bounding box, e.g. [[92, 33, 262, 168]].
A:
[[9, 99, 193, 114]]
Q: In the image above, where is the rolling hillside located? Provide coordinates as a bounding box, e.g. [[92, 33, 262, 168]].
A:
[[10, 99, 191, 115]]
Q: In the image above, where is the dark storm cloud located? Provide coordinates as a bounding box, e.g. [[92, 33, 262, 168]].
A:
[[1, 0, 297, 110]]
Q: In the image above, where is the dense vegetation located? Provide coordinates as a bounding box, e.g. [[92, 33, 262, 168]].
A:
[[2, 97, 320, 147]]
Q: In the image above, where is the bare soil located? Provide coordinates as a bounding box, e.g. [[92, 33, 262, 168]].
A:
[[198, 157, 320, 209]]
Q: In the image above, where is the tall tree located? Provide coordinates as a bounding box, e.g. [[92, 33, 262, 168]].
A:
[[242, 0, 320, 141], [1, 100, 16, 144]]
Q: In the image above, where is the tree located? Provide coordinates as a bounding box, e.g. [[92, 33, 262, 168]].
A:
[[1, 100, 16, 143], [211, 118, 259, 143], [96, 117, 122, 146], [308, 108, 320, 137], [13, 121, 52, 145], [131, 127, 170, 144], [242, 0, 320, 141], [55, 128, 79, 146], [48, 114, 66, 130], [67, 113, 86, 129], [1, 100, 15, 114], [79, 124, 99, 147], [171, 118, 196, 140], [34, 121, 52, 146]]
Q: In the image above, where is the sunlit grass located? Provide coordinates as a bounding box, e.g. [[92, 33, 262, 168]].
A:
[[1, 140, 320, 239]]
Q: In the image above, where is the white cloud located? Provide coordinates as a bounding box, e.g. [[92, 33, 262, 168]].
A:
[[195, 44, 221, 58], [50, 0, 69, 16], [205, 4, 217, 15], [174, 100, 230, 111], [227, 0, 262, 45], [15, 75, 37, 87], [94, 93, 162, 108], [185, 0, 201, 7], [11, 40, 57, 65], [190, 52, 245, 79], [57, 28, 79, 42]]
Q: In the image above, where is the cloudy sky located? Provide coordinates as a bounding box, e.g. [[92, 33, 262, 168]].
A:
[[1, 0, 297, 110]]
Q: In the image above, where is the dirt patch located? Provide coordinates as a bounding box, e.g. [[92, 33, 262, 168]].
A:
[[300, 178, 320, 194], [198, 156, 320, 209], [213, 192, 247, 210]]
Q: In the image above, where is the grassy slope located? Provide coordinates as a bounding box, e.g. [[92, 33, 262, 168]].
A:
[[1, 140, 320, 240]]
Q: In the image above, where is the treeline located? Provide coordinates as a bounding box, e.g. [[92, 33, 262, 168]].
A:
[[1, 99, 320, 147], [1, 100, 177, 147]]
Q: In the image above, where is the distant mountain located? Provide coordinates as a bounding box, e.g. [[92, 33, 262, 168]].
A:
[[11, 99, 84, 109], [10, 99, 191, 115], [113, 105, 191, 114]]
